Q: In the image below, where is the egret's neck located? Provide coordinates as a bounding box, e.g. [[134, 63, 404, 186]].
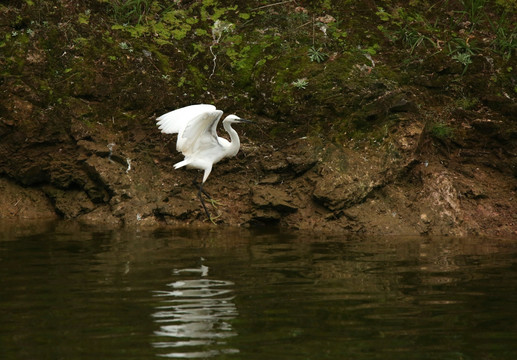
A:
[[223, 121, 240, 156]]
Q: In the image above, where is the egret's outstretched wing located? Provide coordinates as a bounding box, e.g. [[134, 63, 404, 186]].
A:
[[156, 104, 216, 135], [178, 110, 223, 155]]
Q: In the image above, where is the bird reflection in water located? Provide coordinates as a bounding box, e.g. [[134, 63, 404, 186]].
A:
[[152, 261, 239, 358]]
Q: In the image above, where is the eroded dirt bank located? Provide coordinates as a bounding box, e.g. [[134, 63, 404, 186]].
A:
[[1, 1, 516, 236]]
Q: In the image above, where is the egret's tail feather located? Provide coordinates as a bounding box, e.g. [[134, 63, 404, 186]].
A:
[[173, 160, 190, 169]]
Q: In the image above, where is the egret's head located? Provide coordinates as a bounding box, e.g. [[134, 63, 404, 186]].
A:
[[223, 114, 252, 124]]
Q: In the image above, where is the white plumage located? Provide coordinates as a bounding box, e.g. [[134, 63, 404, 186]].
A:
[[156, 104, 251, 219]]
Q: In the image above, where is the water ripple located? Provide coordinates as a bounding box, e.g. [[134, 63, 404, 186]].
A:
[[152, 262, 239, 358]]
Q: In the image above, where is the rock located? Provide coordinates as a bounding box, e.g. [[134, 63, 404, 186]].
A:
[[259, 139, 317, 176], [482, 96, 517, 120], [360, 90, 418, 122], [284, 139, 318, 175], [420, 213, 431, 224], [249, 208, 282, 224], [17, 163, 50, 185], [83, 155, 131, 197], [313, 175, 373, 211], [43, 187, 95, 219], [154, 201, 199, 220], [78, 140, 112, 157], [77, 205, 121, 226], [49, 160, 87, 189], [259, 174, 282, 184], [84, 178, 111, 203], [252, 186, 298, 214], [261, 152, 290, 172], [471, 118, 504, 133], [312, 152, 379, 212], [0, 178, 56, 219], [388, 96, 417, 113]]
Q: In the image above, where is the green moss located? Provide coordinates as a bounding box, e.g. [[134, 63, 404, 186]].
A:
[[110, 1, 239, 47], [149, 47, 173, 73], [429, 122, 454, 140], [229, 43, 273, 88], [78, 10, 91, 25], [456, 96, 479, 110], [186, 64, 207, 93], [2, 31, 31, 75]]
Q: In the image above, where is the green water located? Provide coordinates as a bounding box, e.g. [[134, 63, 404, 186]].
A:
[[1, 222, 517, 359]]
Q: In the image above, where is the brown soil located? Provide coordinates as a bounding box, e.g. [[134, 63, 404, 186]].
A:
[[1, 1, 516, 236], [1, 100, 515, 236]]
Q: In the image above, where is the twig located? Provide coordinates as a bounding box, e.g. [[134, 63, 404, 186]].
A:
[[209, 43, 218, 79], [251, 0, 295, 11], [312, 15, 315, 47], [296, 21, 312, 29], [146, 56, 162, 73], [209, 20, 232, 79]]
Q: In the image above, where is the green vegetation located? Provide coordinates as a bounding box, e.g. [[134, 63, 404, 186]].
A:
[[108, 0, 238, 45], [376, 1, 516, 72], [109, 0, 152, 24], [308, 47, 329, 63], [292, 78, 309, 90], [448, 37, 479, 75], [429, 122, 455, 140], [456, 96, 480, 110], [0, 0, 514, 148], [458, 0, 488, 29], [488, 12, 517, 60]]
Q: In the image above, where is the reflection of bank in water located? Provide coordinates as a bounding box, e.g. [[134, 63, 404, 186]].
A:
[[152, 264, 239, 358]]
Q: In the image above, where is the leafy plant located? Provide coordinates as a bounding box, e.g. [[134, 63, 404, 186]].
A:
[[292, 78, 309, 89], [451, 52, 472, 72], [118, 41, 131, 50], [448, 37, 478, 74], [308, 47, 328, 63]]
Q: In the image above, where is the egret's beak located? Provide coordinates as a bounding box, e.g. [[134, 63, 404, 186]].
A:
[[238, 118, 252, 123]]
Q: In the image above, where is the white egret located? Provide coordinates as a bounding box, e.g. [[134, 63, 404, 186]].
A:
[[156, 104, 251, 221]]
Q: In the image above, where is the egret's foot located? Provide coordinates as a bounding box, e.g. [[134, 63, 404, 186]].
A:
[[207, 197, 223, 208], [209, 213, 221, 225]]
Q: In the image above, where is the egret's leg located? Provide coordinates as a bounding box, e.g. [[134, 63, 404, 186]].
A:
[[197, 182, 212, 220], [197, 182, 221, 223], [193, 179, 222, 208]]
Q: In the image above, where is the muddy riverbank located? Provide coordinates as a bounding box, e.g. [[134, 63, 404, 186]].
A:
[[1, 1, 516, 236]]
